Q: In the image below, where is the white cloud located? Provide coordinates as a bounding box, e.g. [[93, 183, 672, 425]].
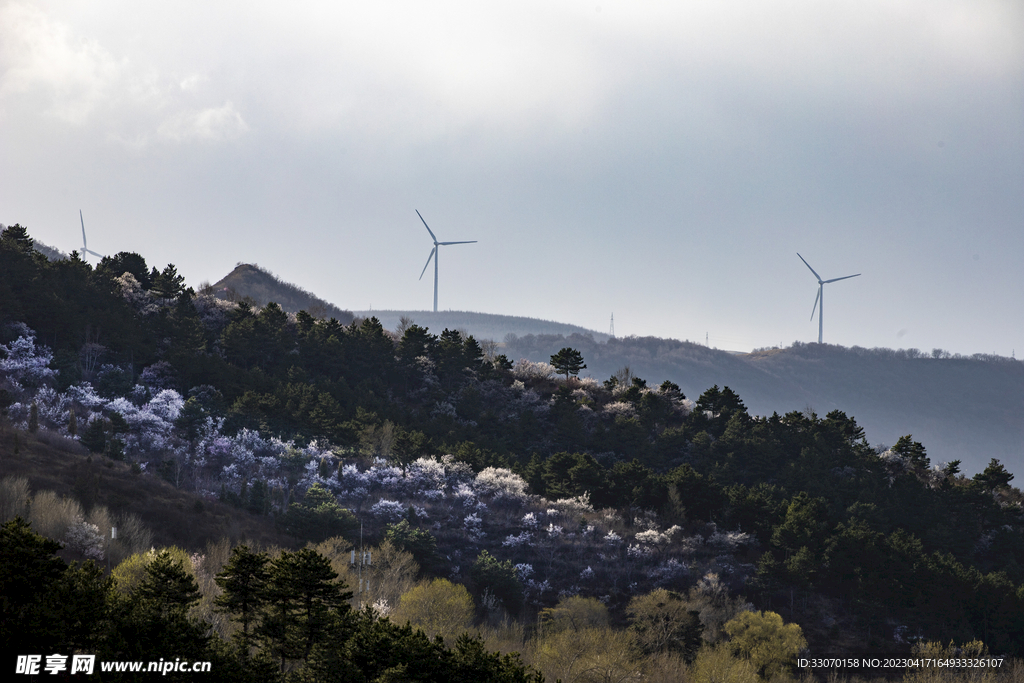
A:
[[0, 2, 124, 124], [0, 2, 246, 145], [158, 101, 249, 142], [179, 75, 206, 91]]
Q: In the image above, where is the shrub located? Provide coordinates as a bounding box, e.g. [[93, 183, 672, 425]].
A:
[[627, 589, 703, 660], [392, 578, 475, 642], [28, 490, 83, 542], [539, 595, 609, 634], [0, 475, 30, 522], [723, 610, 806, 680]]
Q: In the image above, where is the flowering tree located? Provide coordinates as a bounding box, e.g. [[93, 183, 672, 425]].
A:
[[0, 331, 56, 390]]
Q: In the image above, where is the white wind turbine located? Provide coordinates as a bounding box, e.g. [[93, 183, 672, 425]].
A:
[[416, 210, 477, 313], [797, 253, 860, 344], [79, 210, 104, 262]]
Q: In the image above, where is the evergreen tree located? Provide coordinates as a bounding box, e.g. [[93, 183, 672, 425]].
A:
[[96, 251, 152, 288], [80, 417, 108, 453], [150, 264, 187, 299], [135, 550, 202, 616], [397, 323, 436, 362], [283, 482, 358, 543], [550, 347, 586, 380], [260, 548, 353, 668], [0, 518, 67, 656], [892, 434, 930, 469], [110, 550, 211, 673], [974, 458, 1014, 492], [471, 550, 522, 614], [215, 545, 270, 657]]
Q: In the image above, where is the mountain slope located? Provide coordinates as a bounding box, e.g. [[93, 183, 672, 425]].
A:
[[505, 334, 1024, 476], [209, 263, 1021, 476], [353, 309, 611, 343], [211, 263, 355, 323]]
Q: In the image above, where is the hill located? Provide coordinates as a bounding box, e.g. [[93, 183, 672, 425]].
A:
[[211, 263, 355, 324], [504, 335, 1024, 477], [4, 223, 1024, 660], [33, 240, 68, 262], [0, 429, 292, 552], [210, 261, 1020, 476], [353, 309, 611, 343], [208, 264, 609, 340]]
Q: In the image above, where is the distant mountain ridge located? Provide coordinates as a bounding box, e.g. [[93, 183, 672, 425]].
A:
[[32, 239, 68, 262], [353, 310, 612, 343], [212, 263, 1022, 476], [212, 263, 609, 341], [504, 334, 1023, 477]]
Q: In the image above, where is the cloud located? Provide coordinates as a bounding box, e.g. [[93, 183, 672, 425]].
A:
[[158, 101, 249, 142], [0, 1, 246, 145], [0, 2, 124, 124]]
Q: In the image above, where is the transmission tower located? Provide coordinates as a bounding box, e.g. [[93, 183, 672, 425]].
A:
[[609, 313, 615, 337]]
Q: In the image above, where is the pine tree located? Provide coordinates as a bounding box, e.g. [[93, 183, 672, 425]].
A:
[[81, 418, 108, 454], [215, 545, 270, 657], [260, 548, 353, 668], [550, 347, 586, 380]]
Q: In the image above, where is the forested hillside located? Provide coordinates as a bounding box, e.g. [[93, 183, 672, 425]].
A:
[[3, 223, 1024, 680], [504, 335, 1024, 477], [210, 258, 1023, 475]]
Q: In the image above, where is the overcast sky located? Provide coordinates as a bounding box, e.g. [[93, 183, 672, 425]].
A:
[[2, 0, 1021, 354]]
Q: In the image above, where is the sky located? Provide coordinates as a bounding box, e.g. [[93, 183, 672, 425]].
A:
[[1, 0, 1022, 355]]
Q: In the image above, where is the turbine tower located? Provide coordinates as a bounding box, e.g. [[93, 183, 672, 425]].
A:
[[79, 211, 103, 262], [797, 253, 860, 344], [416, 210, 476, 313]]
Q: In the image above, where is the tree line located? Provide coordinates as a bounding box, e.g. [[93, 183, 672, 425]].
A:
[[2, 223, 1024, 656]]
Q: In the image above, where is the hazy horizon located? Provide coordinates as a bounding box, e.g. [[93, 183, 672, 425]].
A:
[[2, 1, 1021, 356]]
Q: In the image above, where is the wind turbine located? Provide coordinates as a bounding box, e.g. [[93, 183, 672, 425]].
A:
[[416, 210, 476, 313], [79, 210, 104, 262], [797, 253, 860, 344]]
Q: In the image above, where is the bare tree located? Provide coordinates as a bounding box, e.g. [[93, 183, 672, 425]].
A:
[[0, 476, 30, 522]]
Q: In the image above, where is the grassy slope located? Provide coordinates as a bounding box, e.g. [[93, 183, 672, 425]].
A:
[[0, 426, 293, 552]]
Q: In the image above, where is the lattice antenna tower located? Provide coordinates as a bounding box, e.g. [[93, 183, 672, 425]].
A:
[[609, 313, 615, 337]]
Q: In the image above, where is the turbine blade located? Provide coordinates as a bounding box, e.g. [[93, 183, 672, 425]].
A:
[[86, 249, 103, 257], [437, 241, 477, 245], [823, 273, 860, 284], [810, 288, 820, 321], [415, 210, 438, 242], [419, 247, 436, 280], [797, 253, 822, 282], [80, 210, 87, 249]]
